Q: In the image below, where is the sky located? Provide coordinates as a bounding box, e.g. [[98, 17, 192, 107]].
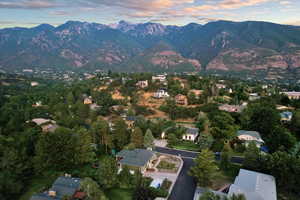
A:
[[0, 0, 300, 28]]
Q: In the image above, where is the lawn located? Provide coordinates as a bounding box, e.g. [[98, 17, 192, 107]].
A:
[[19, 175, 58, 200], [157, 160, 176, 170], [105, 188, 133, 200], [172, 141, 200, 152]]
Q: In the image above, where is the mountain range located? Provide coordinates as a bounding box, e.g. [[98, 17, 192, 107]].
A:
[[1, 20, 300, 76]]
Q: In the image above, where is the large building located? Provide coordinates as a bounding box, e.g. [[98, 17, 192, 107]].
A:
[[281, 91, 300, 100], [228, 169, 277, 200]]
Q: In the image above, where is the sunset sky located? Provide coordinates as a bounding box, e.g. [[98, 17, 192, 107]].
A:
[[0, 0, 299, 28]]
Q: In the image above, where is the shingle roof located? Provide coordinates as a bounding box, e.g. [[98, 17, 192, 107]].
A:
[[229, 169, 277, 200], [186, 128, 199, 135], [117, 149, 155, 167], [50, 177, 80, 198], [30, 193, 60, 200], [126, 116, 137, 121]]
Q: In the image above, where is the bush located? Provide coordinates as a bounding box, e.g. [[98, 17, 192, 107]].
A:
[[149, 187, 168, 198], [157, 161, 176, 170], [161, 179, 172, 190]]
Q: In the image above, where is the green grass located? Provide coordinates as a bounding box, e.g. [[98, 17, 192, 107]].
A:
[[157, 160, 176, 170], [172, 141, 200, 152], [19, 175, 58, 200], [105, 188, 133, 200]]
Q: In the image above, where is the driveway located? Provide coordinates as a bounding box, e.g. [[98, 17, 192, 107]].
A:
[[154, 147, 244, 200]]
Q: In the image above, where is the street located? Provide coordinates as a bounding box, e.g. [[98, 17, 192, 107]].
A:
[[154, 147, 244, 200]]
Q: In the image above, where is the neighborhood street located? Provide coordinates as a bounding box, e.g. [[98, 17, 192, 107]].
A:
[[154, 147, 244, 200]]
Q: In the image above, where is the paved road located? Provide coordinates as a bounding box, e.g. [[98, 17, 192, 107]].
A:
[[154, 147, 244, 200]]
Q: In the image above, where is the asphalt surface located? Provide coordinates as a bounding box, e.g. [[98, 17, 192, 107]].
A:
[[154, 147, 244, 200]]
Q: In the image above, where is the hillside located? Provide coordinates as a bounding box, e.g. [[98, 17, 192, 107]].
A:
[[0, 20, 300, 76]]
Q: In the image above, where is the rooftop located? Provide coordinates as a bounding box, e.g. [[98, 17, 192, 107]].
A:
[[237, 130, 262, 140], [228, 169, 277, 200], [186, 128, 199, 135], [117, 149, 155, 167]]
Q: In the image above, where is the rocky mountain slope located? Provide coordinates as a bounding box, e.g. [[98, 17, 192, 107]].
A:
[[0, 20, 300, 74]]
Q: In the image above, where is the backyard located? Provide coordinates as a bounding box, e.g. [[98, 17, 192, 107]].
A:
[[105, 188, 133, 200]]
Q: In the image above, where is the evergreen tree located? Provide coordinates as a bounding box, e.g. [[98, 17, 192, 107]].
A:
[[113, 118, 130, 150], [243, 142, 261, 170], [131, 127, 144, 148], [144, 129, 155, 149], [189, 149, 219, 187], [96, 156, 118, 189], [80, 177, 108, 200]]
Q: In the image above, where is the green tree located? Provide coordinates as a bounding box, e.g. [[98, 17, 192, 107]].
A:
[[189, 149, 219, 187], [75, 128, 95, 165], [210, 112, 237, 140], [167, 133, 178, 147], [131, 127, 144, 148], [199, 190, 221, 200], [80, 177, 108, 200], [144, 129, 155, 149], [243, 142, 261, 170], [198, 133, 214, 151], [113, 118, 130, 150], [96, 156, 118, 189], [266, 126, 296, 152], [291, 111, 300, 137], [118, 165, 133, 188]]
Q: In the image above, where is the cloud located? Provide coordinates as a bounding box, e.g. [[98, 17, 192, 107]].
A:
[[0, 0, 57, 9]]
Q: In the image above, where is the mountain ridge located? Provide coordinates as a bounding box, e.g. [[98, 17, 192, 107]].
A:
[[0, 20, 300, 75]]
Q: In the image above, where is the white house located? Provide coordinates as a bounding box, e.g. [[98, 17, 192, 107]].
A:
[[153, 89, 169, 99], [228, 169, 277, 200], [152, 75, 167, 83], [281, 91, 300, 100], [249, 93, 261, 101], [237, 130, 264, 147], [182, 128, 199, 142], [136, 80, 149, 88]]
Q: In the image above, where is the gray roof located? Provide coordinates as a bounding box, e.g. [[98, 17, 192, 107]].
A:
[[50, 177, 80, 198], [30, 177, 81, 200], [186, 128, 199, 135], [229, 169, 277, 200], [117, 149, 155, 167], [126, 116, 137, 121], [237, 130, 262, 140], [30, 193, 60, 200]]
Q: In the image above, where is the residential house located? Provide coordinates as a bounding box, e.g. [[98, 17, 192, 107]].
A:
[[237, 130, 264, 147], [83, 97, 93, 105], [175, 94, 188, 105], [31, 81, 39, 87], [281, 91, 300, 100], [228, 169, 277, 200], [152, 75, 166, 83], [153, 89, 169, 99], [249, 93, 261, 101], [125, 116, 137, 128], [216, 84, 226, 89], [116, 149, 157, 173], [280, 111, 293, 122], [182, 128, 199, 142], [136, 80, 149, 88], [30, 176, 84, 200], [219, 104, 245, 113], [32, 101, 42, 107], [31, 118, 58, 133], [189, 89, 203, 98]]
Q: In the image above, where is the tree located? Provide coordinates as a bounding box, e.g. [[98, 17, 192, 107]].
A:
[[243, 142, 261, 170], [131, 127, 144, 148], [96, 156, 118, 189], [199, 191, 221, 200], [198, 133, 214, 151], [75, 128, 95, 165], [91, 119, 113, 152], [220, 144, 231, 170], [291, 111, 300, 136], [189, 149, 219, 187], [144, 129, 155, 149], [118, 165, 133, 188], [210, 112, 237, 140], [266, 126, 296, 153], [167, 133, 178, 147], [113, 118, 130, 150], [226, 194, 246, 200], [80, 177, 108, 200]]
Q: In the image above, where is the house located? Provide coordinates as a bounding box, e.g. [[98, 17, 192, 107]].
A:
[[219, 104, 245, 113], [152, 75, 166, 83], [237, 130, 264, 147], [30, 176, 84, 200], [153, 89, 169, 99], [31, 81, 39, 87], [216, 84, 226, 89], [182, 128, 199, 142], [125, 116, 137, 128], [116, 149, 157, 173], [228, 169, 277, 200], [280, 111, 293, 122], [83, 97, 93, 105], [32, 101, 42, 107], [136, 80, 148, 88], [249, 93, 261, 101], [281, 91, 300, 100], [31, 118, 58, 133], [189, 89, 203, 98], [175, 94, 188, 105]]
